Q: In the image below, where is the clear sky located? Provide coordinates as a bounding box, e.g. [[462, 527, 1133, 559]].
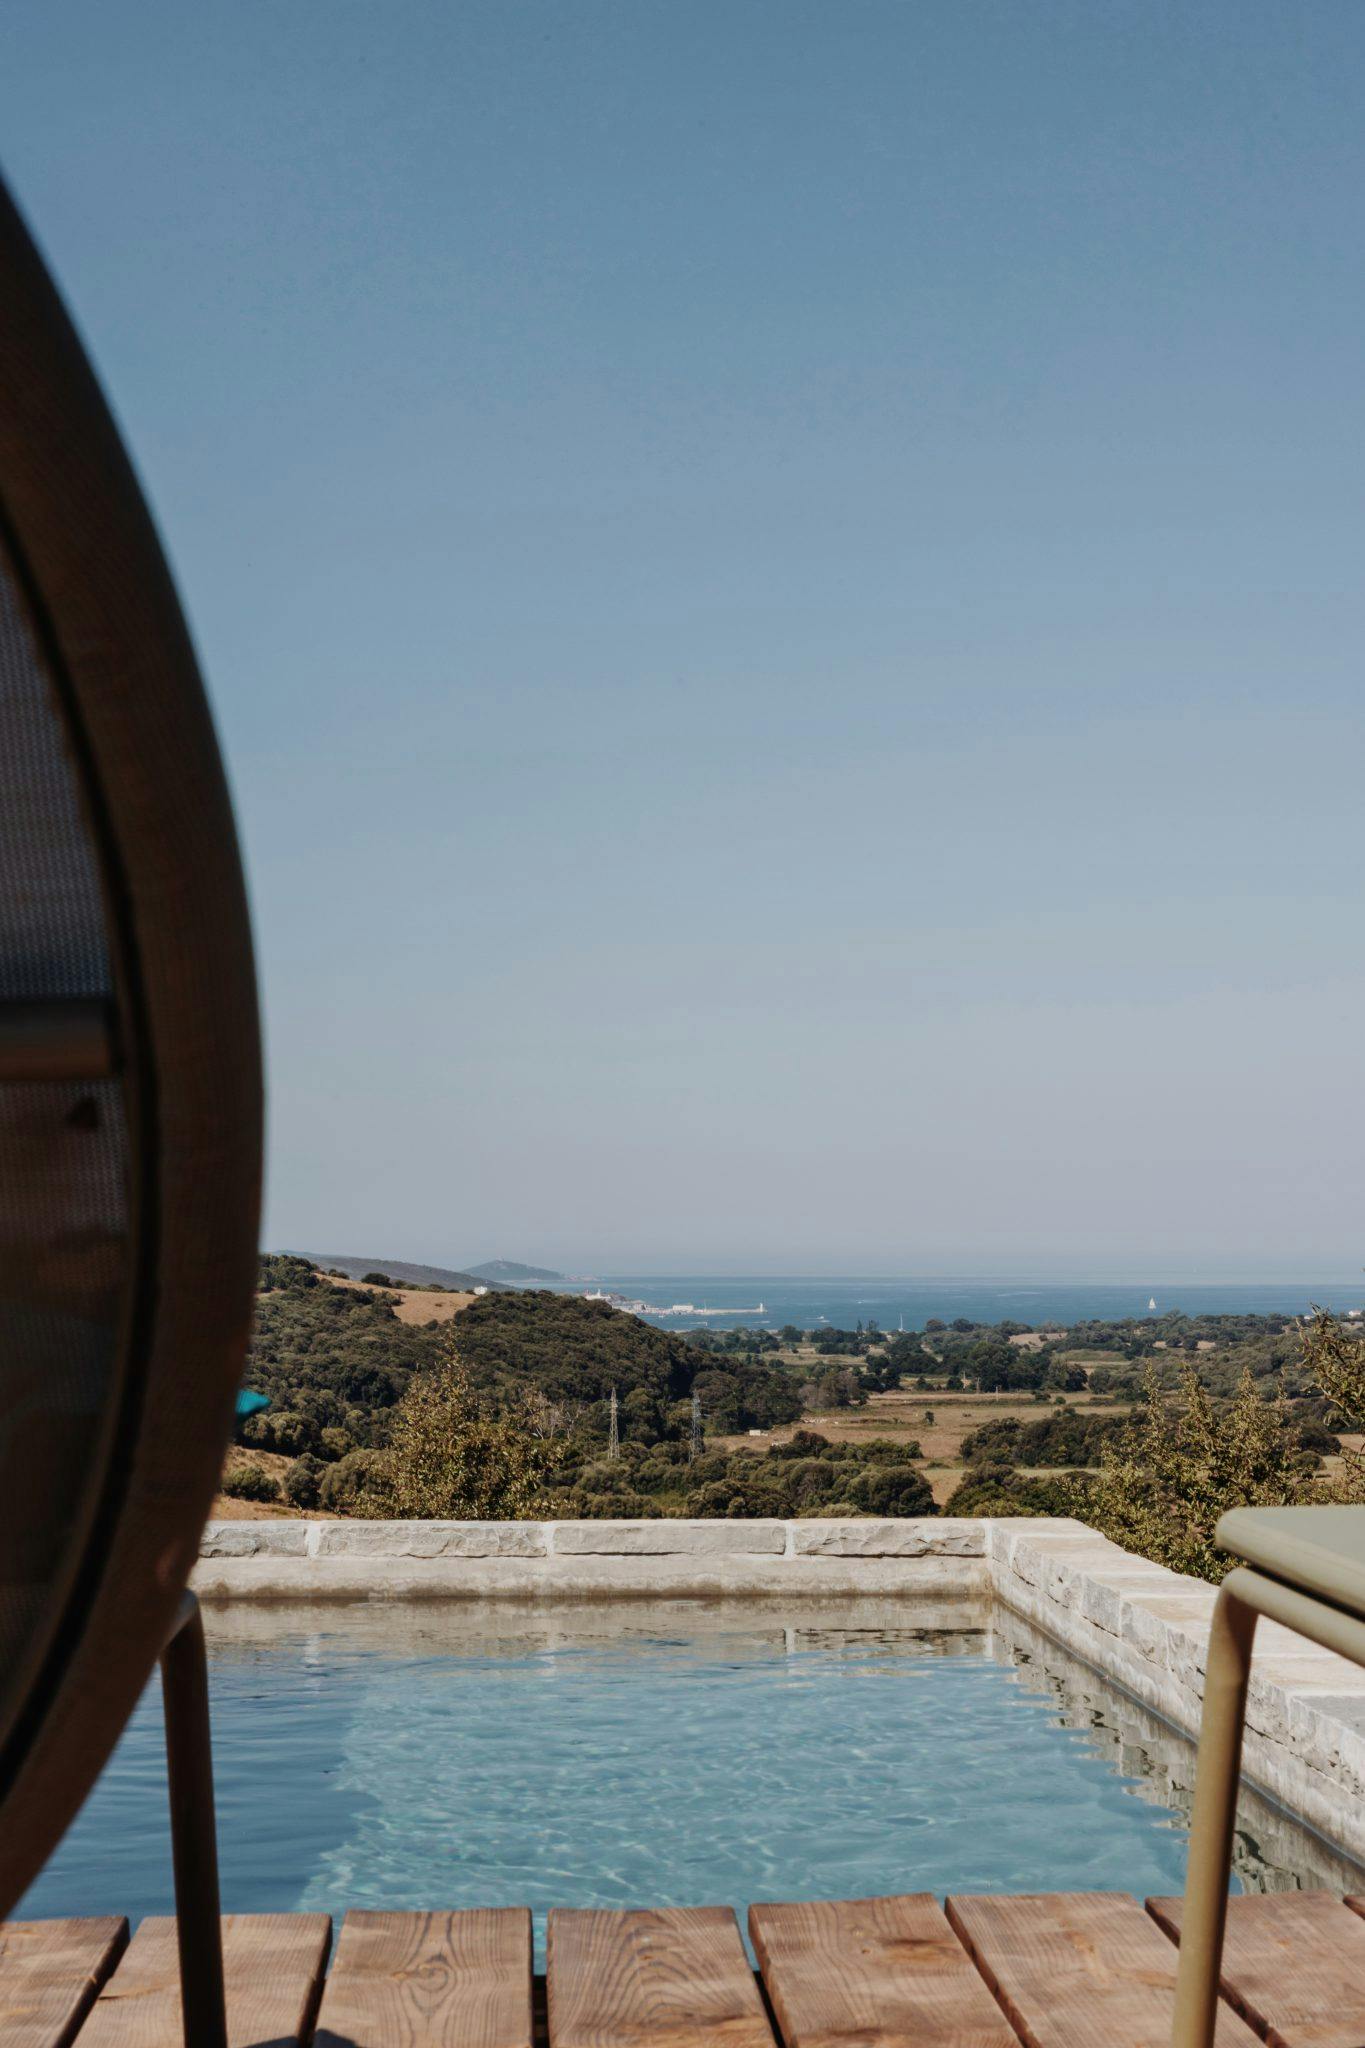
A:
[[3, 2, 1363, 1278]]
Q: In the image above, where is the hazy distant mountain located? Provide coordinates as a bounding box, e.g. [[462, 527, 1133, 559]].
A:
[[466, 1258, 568, 1285], [304, 1254, 491, 1290]]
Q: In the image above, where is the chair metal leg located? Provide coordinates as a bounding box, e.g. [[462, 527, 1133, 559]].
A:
[[160, 1592, 227, 2048], [1170, 1578, 1258, 2048]]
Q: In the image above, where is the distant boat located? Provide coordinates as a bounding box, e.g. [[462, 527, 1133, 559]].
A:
[[1148, 1296, 1157, 1311]]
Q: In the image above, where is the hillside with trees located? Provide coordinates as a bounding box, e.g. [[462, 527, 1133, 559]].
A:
[[228, 1260, 1361, 1559], [236, 1258, 825, 1514]]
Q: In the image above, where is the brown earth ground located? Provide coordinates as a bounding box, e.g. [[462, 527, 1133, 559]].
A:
[[212, 1446, 346, 1520], [320, 1273, 477, 1324]]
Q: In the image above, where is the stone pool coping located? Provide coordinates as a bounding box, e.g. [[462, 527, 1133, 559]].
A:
[[193, 1514, 1365, 1867]]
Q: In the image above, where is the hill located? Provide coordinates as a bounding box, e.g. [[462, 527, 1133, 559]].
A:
[[466, 1258, 568, 1284], [244, 1257, 803, 1456], [304, 1253, 490, 1289], [225, 1272, 1336, 1529]]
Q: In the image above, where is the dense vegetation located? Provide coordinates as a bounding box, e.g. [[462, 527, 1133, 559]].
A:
[[548, 1427, 932, 1520], [235, 1259, 1362, 1555], [242, 1259, 830, 1514], [246, 1255, 437, 1455]]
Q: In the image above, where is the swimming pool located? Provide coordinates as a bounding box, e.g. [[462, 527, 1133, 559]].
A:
[[20, 1600, 1358, 1951]]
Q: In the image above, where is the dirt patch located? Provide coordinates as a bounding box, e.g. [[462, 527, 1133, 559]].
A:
[[213, 1445, 340, 1520], [322, 1272, 477, 1325]]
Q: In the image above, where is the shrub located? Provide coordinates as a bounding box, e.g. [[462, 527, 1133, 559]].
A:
[[844, 1464, 936, 1516], [319, 1448, 386, 1512], [222, 1462, 279, 1503], [362, 1345, 552, 1519], [1301, 1307, 1365, 1495], [248, 1408, 318, 1457], [782, 1457, 845, 1511], [558, 1488, 661, 1518], [1083, 1365, 1309, 1580], [768, 1429, 835, 1461], [946, 1465, 1087, 1517], [684, 1474, 789, 1518], [361, 1272, 395, 1287], [282, 1453, 325, 1510]]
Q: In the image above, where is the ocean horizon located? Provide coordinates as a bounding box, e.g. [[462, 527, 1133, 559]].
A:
[[589, 1275, 1365, 1333]]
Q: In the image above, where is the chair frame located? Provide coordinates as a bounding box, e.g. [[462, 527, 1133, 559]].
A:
[[1171, 1561, 1365, 2048], [160, 1593, 227, 2048], [0, 173, 261, 1915]]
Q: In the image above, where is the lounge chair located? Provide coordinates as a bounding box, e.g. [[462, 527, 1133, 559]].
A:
[[0, 173, 261, 2045], [1172, 1504, 1365, 2047]]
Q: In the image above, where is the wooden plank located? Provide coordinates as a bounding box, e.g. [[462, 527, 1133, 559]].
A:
[[1148, 1889, 1365, 2047], [750, 1893, 1020, 2048], [0, 1918, 127, 2048], [945, 1892, 1260, 2048], [547, 1907, 774, 2048], [75, 1913, 330, 2048], [313, 1909, 533, 2048]]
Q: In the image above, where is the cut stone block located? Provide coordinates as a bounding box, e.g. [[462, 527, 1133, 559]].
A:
[[549, 1520, 788, 1555]]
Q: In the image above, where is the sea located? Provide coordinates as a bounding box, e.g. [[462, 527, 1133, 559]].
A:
[[590, 1275, 1365, 1334]]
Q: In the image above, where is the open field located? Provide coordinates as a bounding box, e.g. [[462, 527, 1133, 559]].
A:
[[719, 1385, 1133, 1506], [318, 1273, 477, 1325]]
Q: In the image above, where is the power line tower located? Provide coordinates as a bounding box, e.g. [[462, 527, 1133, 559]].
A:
[[689, 1388, 703, 1464], [608, 1386, 619, 1462]]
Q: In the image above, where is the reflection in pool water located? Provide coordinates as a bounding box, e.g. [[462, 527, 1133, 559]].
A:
[[22, 1599, 1361, 1953]]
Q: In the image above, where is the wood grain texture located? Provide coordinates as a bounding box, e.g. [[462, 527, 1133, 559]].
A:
[[313, 1909, 533, 2048], [74, 1913, 330, 2048], [945, 1892, 1259, 2048], [0, 1917, 127, 2048], [1149, 1889, 1365, 2047], [547, 1908, 774, 2048], [750, 1893, 1019, 2048]]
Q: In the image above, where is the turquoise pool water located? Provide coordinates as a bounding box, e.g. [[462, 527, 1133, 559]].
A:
[[18, 1606, 1337, 1949]]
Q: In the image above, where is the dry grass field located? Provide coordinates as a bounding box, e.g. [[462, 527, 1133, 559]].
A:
[[719, 1382, 1131, 1505], [322, 1272, 477, 1324]]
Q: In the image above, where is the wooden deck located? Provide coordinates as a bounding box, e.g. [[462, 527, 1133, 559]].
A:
[[6, 1889, 1365, 2048]]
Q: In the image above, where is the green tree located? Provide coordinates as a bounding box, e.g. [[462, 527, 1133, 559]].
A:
[[283, 1453, 325, 1509], [1299, 1306, 1365, 1499], [222, 1462, 279, 1503], [1080, 1364, 1308, 1581], [363, 1343, 552, 1519], [845, 1464, 936, 1516]]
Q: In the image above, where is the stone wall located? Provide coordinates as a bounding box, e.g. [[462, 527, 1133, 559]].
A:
[[987, 1516, 1365, 1868], [194, 1516, 986, 1601], [193, 1512, 1365, 1867]]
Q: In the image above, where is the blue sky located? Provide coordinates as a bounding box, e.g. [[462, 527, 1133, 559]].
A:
[[3, 2, 1363, 1277]]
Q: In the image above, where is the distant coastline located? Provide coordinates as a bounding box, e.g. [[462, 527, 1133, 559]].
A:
[[586, 1275, 1365, 1333], [295, 1253, 1364, 1336]]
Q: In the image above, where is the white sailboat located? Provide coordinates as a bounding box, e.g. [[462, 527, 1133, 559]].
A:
[[1148, 1296, 1157, 1312]]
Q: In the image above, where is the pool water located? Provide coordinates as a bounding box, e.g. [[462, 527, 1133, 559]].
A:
[[17, 1604, 1340, 1951]]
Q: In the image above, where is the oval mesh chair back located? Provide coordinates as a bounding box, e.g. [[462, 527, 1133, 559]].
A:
[[0, 176, 261, 1913]]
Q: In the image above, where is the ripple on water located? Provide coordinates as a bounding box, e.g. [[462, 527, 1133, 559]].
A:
[[24, 1619, 1236, 1956]]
